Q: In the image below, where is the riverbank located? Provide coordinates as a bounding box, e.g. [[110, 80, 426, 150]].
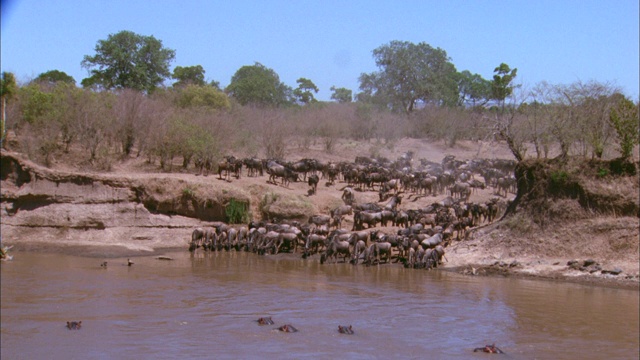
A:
[[1, 138, 638, 291]]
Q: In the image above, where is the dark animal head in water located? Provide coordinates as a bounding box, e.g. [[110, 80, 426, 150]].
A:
[[66, 321, 82, 330], [473, 344, 504, 354], [338, 325, 354, 334], [256, 317, 274, 325], [277, 324, 298, 333]]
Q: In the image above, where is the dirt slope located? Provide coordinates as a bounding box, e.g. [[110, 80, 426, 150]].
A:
[[1, 138, 638, 289]]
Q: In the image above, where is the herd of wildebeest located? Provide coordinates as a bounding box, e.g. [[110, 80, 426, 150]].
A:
[[189, 152, 516, 270]]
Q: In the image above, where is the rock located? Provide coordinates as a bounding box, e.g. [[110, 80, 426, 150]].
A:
[[602, 268, 623, 275], [568, 260, 581, 270], [583, 259, 596, 266]]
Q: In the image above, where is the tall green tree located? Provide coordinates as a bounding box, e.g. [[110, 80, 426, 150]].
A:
[[293, 77, 319, 105], [1, 72, 18, 146], [34, 70, 76, 85], [609, 95, 639, 159], [81, 30, 176, 93], [457, 70, 491, 107], [358, 40, 459, 113], [491, 63, 518, 109], [489, 63, 524, 161], [225, 62, 292, 107], [172, 65, 206, 87], [330, 86, 352, 103]]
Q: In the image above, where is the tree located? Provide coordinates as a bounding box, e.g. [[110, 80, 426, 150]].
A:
[[225, 62, 292, 107], [81, 30, 176, 93], [34, 70, 76, 85], [172, 65, 206, 87], [457, 70, 491, 107], [173, 84, 230, 110], [488, 63, 525, 161], [358, 40, 459, 113], [609, 96, 639, 159], [74, 90, 116, 162], [1, 72, 18, 146], [570, 81, 620, 158], [491, 63, 518, 109], [293, 78, 319, 105], [330, 86, 352, 103]]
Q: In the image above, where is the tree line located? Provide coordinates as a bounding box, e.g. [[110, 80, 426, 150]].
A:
[[0, 30, 637, 170]]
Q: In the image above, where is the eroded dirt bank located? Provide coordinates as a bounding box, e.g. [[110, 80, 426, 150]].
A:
[[1, 150, 250, 254], [1, 144, 638, 290]]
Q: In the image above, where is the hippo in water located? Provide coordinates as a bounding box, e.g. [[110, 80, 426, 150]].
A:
[[255, 317, 275, 325], [338, 325, 354, 334], [277, 324, 298, 333], [473, 344, 504, 354], [66, 321, 82, 330]]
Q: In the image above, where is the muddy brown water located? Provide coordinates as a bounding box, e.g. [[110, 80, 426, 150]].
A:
[[1, 250, 638, 360]]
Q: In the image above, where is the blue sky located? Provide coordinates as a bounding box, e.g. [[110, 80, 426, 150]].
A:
[[2, 0, 638, 101]]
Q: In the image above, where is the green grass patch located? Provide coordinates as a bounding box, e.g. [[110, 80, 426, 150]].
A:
[[225, 198, 250, 224]]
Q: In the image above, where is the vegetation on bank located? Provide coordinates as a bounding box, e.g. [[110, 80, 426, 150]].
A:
[[506, 156, 638, 229], [0, 31, 637, 172]]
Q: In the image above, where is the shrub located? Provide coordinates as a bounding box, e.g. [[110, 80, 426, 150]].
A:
[[182, 185, 196, 198], [597, 167, 609, 178], [225, 198, 250, 224], [549, 170, 568, 186]]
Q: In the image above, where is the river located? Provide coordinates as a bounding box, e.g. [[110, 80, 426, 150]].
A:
[[1, 250, 638, 360]]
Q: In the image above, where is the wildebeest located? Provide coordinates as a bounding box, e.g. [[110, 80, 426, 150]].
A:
[[353, 211, 381, 230], [243, 157, 264, 177], [274, 232, 299, 254], [308, 174, 319, 195], [350, 240, 367, 264], [383, 195, 402, 211], [393, 210, 409, 228], [354, 202, 382, 212], [341, 187, 356, 205], [330, 205, 353, 218], [303, 233, 327, 257], [420, 232, 443, 250], [320, 236, 351, 264], [218, 156, 242, 181], [194, 156, 213, 176], [266, 161, 299, 187], [364, 241, 392, 265], [190, 227, 207, 251], [450, 182, 471, 200], [308, 214, 331, 227], [425, 245, 445, 269]]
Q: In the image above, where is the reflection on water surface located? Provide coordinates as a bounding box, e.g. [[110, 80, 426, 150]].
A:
[[1, 251, 638, 359]]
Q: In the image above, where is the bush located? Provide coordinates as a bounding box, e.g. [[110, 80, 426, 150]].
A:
[[549, 170, 568, 186], [225, 198, 250, 224], [182, 185, 196, 199], [597, 167, 609, 178]]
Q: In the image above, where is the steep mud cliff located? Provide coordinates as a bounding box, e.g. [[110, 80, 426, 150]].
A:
[[0, 151, 258, 255]]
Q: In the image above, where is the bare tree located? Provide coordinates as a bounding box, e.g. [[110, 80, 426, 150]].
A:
[[75, 90, 115, 162], [113, 89, 150, 156], [491, 86, 529, 162]]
